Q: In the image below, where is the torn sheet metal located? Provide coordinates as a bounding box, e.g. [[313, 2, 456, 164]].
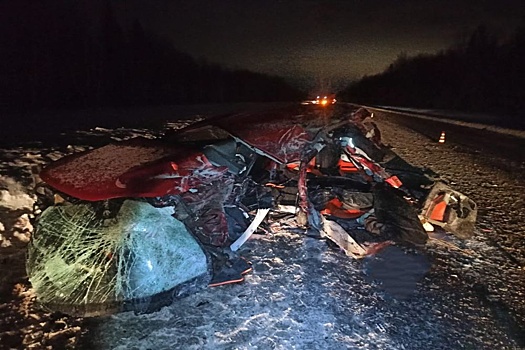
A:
[[230, 208, 271, 251], [320, 216, 368, 258], [39, 138, 229, 201]]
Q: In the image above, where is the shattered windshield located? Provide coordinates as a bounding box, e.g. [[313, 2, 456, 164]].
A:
[[28, 200, 209, 316]]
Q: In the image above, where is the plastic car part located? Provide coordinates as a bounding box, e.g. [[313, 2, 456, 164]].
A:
[[27, 200, 210, 317], [373, 184, 428, 246], [421, 182, 477, 239]]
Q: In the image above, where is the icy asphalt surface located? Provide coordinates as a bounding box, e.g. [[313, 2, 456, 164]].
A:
[[1, 106, 524, 349]]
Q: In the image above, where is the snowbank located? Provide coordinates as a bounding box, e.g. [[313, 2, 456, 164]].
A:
[[0, 176, 35, 211]]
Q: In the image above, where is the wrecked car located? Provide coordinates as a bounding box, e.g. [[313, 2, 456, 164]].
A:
[[28, 104, 477, 317]]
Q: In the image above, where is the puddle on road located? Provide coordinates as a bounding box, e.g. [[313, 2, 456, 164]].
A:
[[362, 245, 431, 299]]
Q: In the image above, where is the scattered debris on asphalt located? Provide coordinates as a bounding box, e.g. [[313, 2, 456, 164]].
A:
[[28, 105, 477, 317]]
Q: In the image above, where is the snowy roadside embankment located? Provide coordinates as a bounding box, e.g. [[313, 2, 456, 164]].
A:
[[0, 176, 34, 252], [0, 177, 35, 211]]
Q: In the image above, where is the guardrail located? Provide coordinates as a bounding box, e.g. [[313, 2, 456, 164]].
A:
[[353, 104, 525, 139]]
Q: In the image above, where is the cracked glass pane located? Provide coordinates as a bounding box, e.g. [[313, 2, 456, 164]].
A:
[[27, 200, 210, 317]]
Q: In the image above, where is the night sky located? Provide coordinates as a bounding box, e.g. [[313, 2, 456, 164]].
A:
[[115, 0, 524, 88]]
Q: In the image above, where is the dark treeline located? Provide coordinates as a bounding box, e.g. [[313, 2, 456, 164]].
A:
[[340, 21, 525, 119], [0, 1, 304, 112]]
